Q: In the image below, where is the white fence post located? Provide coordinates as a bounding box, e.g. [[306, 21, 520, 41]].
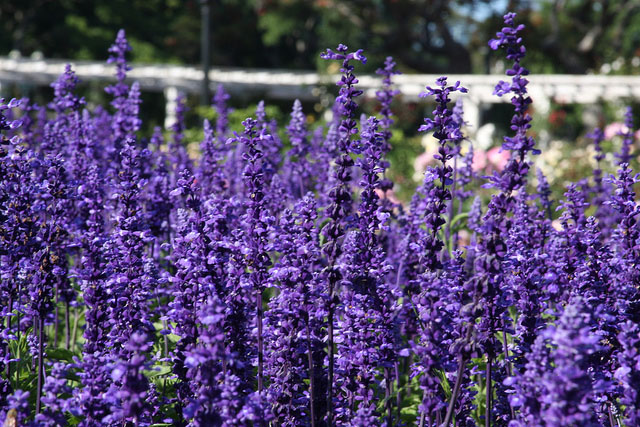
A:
[[462, 96, 481, 133], [164, 86, 178, 130]]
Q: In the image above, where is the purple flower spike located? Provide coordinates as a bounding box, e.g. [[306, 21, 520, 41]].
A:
[[616, 106, 635, 166], [106, 29, 132, 92], [228, 118, 274, 405], [320, 43, 368, 425], [415, 76, 467, 270], [264, 194, 325, 425], [212, 84, 231, 141], [197, 118, 226, 194], [105, 332, 153, 425], [321, 44, 366, 142], [50, 64, 85, 113], [616, 321, 640, 425], [376, 56, 401, 153], [282, 99, 313, 199], [487, 12, 538, 193], [168, 92, 192, 177]]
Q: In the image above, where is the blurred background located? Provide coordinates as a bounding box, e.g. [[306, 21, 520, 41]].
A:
[[1, 0, 640, 199], [6, 0, 640, 74]]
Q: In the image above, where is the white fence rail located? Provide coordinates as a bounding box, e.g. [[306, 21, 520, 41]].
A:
[[2, 56, 640, 130]]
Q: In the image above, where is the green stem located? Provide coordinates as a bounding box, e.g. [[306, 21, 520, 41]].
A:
[[72, 307, 79, 352], [36, 316, 45, 414], [485, 355, 492, 427], [6, 295, 12, 379], [65, 301, 70, 350], [257, 290, 264, 393]]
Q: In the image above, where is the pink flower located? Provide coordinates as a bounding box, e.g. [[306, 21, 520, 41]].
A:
[[457, 229, 471, 248], [413, 148, 438, 174], [473, 147, 509, 172], [604, 122, 626, 140], [472, 149, 488, 171], [487, 147, 510, 171], [374, 188, 401, 205]]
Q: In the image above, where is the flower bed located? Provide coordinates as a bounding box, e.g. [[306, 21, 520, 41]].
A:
[[0, 13, 639, 427]]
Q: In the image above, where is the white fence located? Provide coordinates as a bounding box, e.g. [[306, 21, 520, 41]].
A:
[[2, 56, 640, 130]]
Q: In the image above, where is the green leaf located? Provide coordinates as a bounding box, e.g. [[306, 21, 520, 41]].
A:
[[47, 348, 76, 363], [146, 364, 172, 378], [450, 212, 470, 228]]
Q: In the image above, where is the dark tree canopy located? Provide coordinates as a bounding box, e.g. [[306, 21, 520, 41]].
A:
[[1, 0, 639, 74]]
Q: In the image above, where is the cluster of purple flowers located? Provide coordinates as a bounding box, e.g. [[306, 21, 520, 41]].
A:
[[1, 13, 640, 427]]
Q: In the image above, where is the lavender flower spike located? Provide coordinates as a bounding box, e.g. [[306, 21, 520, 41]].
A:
[[320, 43, 366, 426], [488, 11, 539, 193], [50, 64, 85, 113], [417, 77, 467, 270], [616, 106, 635, 165], [105, 29, 132, 99], [616, 321, 640, 425], [376, 56, 401, 153]]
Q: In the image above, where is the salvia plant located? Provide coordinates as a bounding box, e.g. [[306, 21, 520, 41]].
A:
[[1, 14, 640, 427]]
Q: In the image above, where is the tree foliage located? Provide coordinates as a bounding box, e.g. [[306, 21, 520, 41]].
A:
[[1, 0, 639, 74]]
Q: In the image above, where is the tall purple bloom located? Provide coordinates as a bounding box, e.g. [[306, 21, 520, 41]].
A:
[[375, 56, 400, 154], [282, 99, 312, 199], [539, 299, 606, 426], [399, 78, 467, 332], [616, 106, 635, 166], [27, 155, 73, 414], [145, 128, 173, 244], [105, 29, 134, 159], [503, 190, 548, 371], [102, 137, 155, 359], [544, 182, 590, 304], [335, 117, 396, 425], [75, 163, 112, 423], [416, 77, 467, 270], [615, 321, 640, 425], [50, 64, 85, 114], [447, 98, 471, 247], [374, 57, 402, 269], [105, 29, 132, 100], [0, 98, 25, 410], [212, 84, 231, 141], [183, 295, 239, 425], [320, 44, 366, 425], [606, 163, 640, 324], [587, 128, 617, 237], [264, 194, 326, 426], [48, 63, 86, 170], [105, 332, 154, 425], [205, 198, 254, 393], [197, 118, 226, 195], [487, 12, 539, 193], [407, 78, 467, 426], [413, 265, 465, 426], [36, 362, 76, 426], [254, 101, 282, 186], [465, 12, 540, 425], [504, 332, 549, 427], [507, 298, 605, 426], [169, 92, 192, 175], [167, 168, 229, 414], [228, 118, 274, 399]]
